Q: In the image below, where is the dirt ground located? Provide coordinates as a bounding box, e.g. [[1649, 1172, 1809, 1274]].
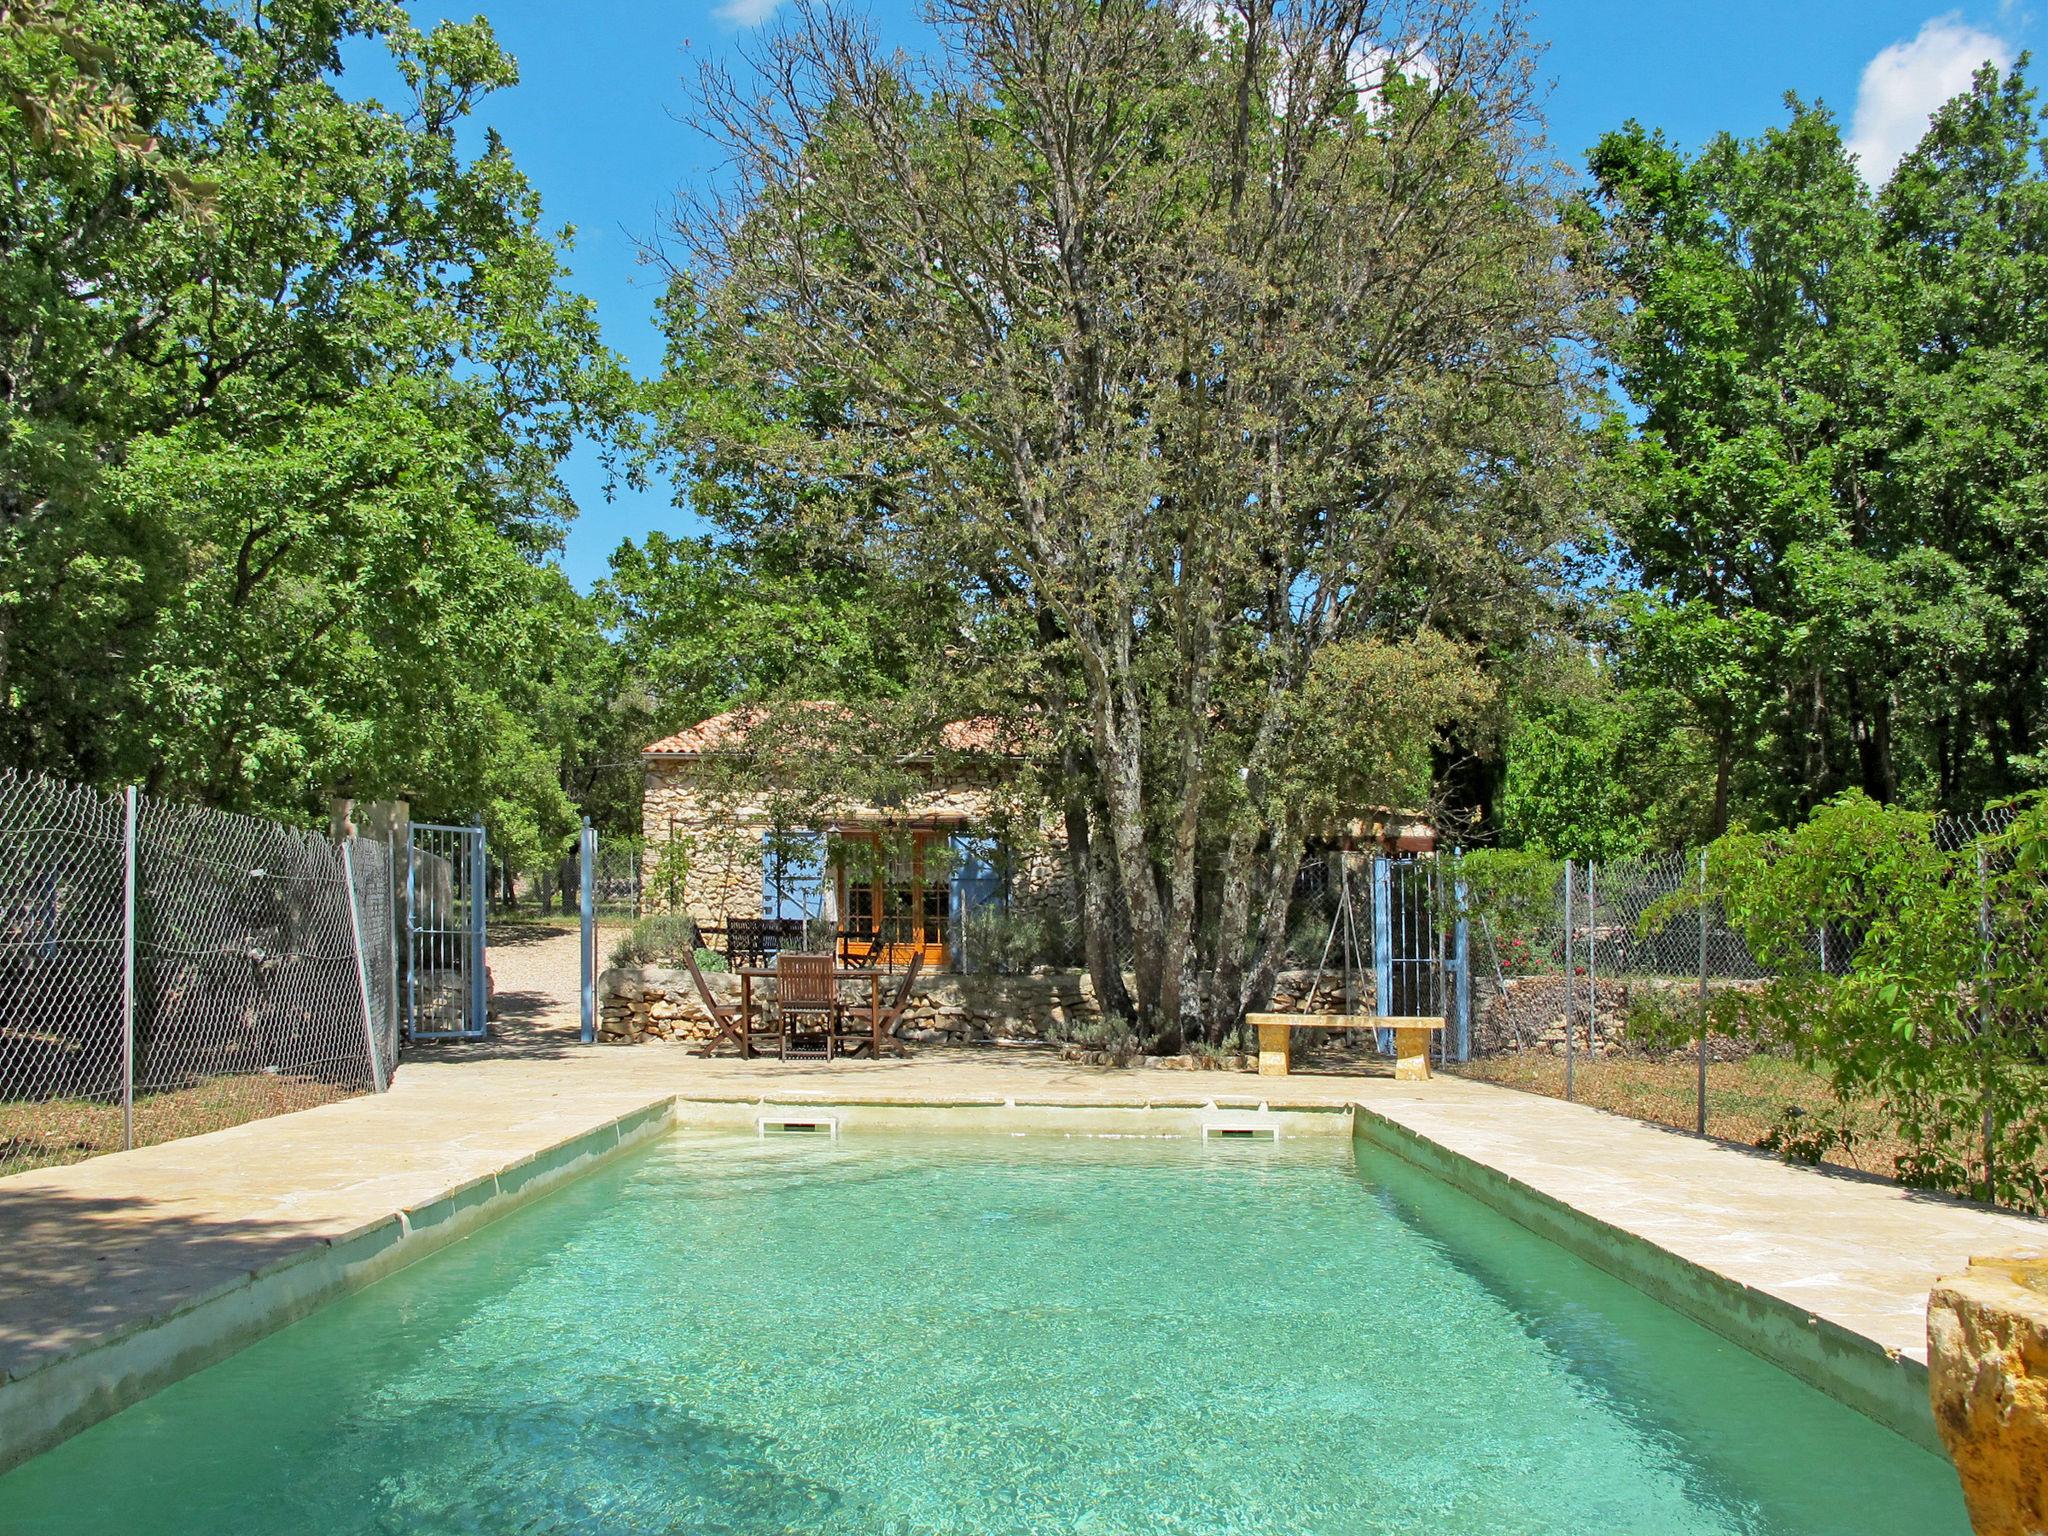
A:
[[1449, 1051, 1918, 1180]]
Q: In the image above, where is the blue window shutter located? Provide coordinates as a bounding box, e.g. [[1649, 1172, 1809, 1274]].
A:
[[761, 830, 826, 921], [949, 833, 1003, 917]]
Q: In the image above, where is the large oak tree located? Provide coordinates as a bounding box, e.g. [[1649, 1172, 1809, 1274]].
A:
[[661, 0, 1587, 1041]]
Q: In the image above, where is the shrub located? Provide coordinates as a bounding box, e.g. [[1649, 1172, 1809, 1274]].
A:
[[1621, 988, 1702, 1053], [1705, 793, 2048, 1212], [609, 913, 703, 968], [1457, 849, 1563, 955], [957, 904, 1076, 973]]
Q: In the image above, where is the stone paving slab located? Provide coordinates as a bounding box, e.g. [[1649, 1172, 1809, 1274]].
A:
[[1351, 1077, 2047, 1366], [0, 1068, 674, 1384], [1351, 1076, 2048, 1449]]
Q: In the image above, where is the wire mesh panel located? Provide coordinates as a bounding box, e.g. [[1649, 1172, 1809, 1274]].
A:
[[406, 822, 487, 1041], [0, 772, 392, 1179], [347, 836, 399, 1083], [589, 835, 643, 918], [133, 796, 381, 1136], [0, 774, 127, 1176]]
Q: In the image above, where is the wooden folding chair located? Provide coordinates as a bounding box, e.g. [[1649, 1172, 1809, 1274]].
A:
[[775, 952, 837, 1061], [683, 945, 770, 1058], [869, 950, 926, 1057]]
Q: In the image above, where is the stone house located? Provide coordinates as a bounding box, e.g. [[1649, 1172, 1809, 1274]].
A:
[[640, 706, 1067, 971]]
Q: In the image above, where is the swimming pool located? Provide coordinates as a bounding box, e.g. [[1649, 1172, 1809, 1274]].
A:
[[0, 1128, 1968, 1534]]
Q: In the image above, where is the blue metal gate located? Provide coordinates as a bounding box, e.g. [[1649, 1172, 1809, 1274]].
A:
[[405, 821, 488, 1041], [1371, 855, 1471, 1063]]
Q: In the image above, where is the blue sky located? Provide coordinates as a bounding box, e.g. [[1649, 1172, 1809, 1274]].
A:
[[378, 1, 2046, 589]]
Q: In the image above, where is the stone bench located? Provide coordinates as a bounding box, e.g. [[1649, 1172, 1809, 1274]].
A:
[[1243, 1013, 1444, 1081]]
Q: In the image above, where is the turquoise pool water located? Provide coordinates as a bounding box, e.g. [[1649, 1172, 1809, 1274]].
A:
[[0, 1129, 1967, 1535]]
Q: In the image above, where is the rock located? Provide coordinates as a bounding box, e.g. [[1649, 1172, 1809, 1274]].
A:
[[1929, 1249, 2048, 1536]]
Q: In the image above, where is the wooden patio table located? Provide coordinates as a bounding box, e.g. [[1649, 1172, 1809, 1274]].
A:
[[733, 965, 884, 1060]]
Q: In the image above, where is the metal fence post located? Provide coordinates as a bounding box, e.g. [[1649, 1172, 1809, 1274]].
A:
[[1977, 843, 1996, 1202], [580, 818, 597, 1045], [1562, 857, 1576, 1103], [341, 842, 389, 1093], [120, 784, 138, 1151], [1586, 861, 1598, 1058], [469, 820, 488, 1038], [1372, 857, 1393, 1056], [403, 830, 417, 1043], [1452, 858, 1471, 1063], [1697, 848, 1709, 1137], [387, 826, 402, 1055]]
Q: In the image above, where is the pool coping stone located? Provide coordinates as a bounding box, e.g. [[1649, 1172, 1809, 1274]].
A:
[[0, 1097, 675, 1476]]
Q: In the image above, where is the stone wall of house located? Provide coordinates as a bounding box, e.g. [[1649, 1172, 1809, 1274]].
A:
[[639, 767, 771, 922], [636, 758, 1074, 933]]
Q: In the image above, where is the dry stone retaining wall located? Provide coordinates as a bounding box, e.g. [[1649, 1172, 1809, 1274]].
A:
[[598, 965, 1399, 1045], [599, 965, 1105, 1044]]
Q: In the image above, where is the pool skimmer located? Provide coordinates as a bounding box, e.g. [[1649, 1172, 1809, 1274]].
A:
[[756, 1111, 841, 1138], [1200, 1117, 1281, 1142]]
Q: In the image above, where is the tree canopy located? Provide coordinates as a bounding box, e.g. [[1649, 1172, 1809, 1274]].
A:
[[1582, 61, 2048, 833], [0, 0, 631, 870], [17, 0, 2048, 962]]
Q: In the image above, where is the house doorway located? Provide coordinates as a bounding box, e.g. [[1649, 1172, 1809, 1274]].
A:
[[835, 828, 950, 968]]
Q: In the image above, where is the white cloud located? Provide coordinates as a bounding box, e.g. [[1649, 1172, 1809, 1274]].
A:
[[1846, 14, 2012, 185], [716, 0, 783, 27]]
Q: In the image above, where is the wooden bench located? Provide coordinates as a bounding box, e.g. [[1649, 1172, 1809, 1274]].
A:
[[1243, 1013, 1445, 1081]]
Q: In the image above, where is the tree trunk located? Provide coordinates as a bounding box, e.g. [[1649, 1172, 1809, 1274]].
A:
[[1205, 825, 1260, 1042], [1062, 747, 1132, 1023], [1084, 658, 1186, 1047], [1711, 729, 1733, 839], [1237, 840, 1302, 1023], [1844, 672, 1897, 805], [1211, 833, 1301, 1038]]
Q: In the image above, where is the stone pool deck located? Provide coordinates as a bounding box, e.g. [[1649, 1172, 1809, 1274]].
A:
[[2, 1027, 2043, 1472]]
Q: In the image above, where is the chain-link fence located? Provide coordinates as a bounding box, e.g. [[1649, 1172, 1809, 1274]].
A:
[[0, 772, 395, 1179], [1452, 848, 1788, 1147], [590, 835, 644, 919], [1449, 816, 2048, 1196]]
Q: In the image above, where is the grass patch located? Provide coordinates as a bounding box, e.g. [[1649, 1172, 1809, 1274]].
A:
[[0, 1074, 361, 1177]]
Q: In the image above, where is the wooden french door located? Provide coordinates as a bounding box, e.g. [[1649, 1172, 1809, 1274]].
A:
[[838, 829, 949, 967]]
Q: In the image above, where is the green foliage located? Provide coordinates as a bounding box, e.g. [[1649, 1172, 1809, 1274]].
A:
[[597, 529, 948, 740], [1456, 848, 1562, 964], [1498, 671, 1648, 860], [646, 835, 692, 915], [1620, 988, 1705, 1053], [609, 913, 714, 969], [0, 0, 632, 848], [957, 904, 1076, 975], [1584, 64, 2048, 827], [1706, 795, 2048, 1211]]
